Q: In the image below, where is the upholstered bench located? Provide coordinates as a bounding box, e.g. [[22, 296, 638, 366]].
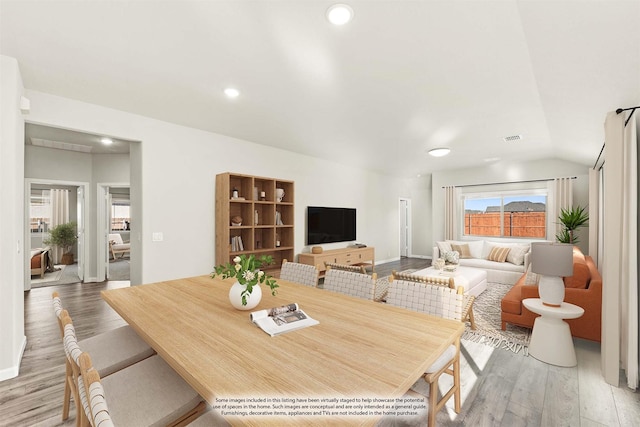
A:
[[409, 266, 487, 297]]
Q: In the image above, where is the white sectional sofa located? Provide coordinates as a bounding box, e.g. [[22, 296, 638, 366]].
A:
[[433, 240, 532, 285]]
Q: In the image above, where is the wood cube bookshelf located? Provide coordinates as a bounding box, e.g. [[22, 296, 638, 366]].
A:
[[215, 173, 294, 271]]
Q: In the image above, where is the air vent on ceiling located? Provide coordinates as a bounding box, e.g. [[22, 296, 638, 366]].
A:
[[503, 135, 522, 142], [31, 138, 93, 153]]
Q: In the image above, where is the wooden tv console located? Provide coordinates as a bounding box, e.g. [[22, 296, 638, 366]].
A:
[[298, 246, 375, 277]]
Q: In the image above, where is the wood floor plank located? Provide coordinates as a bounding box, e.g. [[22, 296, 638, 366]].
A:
[[541, 363, 580, 426], [576, 339, 620, 426]]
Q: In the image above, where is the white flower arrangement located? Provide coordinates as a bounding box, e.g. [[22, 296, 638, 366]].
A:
[[212, 254, 279, 305]]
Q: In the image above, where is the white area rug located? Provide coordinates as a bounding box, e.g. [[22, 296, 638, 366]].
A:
[[30, 265, 65, 285], [400, 269, 530, 355]]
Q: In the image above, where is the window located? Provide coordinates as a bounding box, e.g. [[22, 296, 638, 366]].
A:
[[110, 199, 131, 231], [463, 191, 547, 238], [30, 189, 51, 233]]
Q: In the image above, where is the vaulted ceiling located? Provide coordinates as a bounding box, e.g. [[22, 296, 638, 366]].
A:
[[2, 1, 639, 177]]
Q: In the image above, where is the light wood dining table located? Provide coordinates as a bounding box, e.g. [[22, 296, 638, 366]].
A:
[[101, 275, 464, 426]]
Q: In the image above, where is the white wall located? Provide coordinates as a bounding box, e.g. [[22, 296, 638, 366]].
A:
[[0, 56, 26, 381], [24, 89, 406, 285], [432, 158, 591, 255]]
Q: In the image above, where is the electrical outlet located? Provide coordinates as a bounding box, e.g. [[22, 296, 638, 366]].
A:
[[152, 232, 163, 242]]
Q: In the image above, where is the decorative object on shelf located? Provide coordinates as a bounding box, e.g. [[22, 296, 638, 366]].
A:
[[276, 188, 285, 202], [43, 221, 78, 265], [275, 211, 284, 225], [311, 246, 323, 254], [556, 205, 589, 244], [531, 242, 574, 307], [260, 191, 266, 200], [232, 188, 239, 199], [231, 215, 242, 226], [433, 257, 445, 271], [212, 254, 279, 309], [255, 210, 259, 225]]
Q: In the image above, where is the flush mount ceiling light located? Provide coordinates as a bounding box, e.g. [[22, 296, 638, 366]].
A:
[[326, 4, 354, 25], [224, 88, 240, 98], [428, 148, 451, 157], [101, 138, 113, 145]]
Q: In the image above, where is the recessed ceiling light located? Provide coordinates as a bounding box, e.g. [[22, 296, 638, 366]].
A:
[[224, 88, 240, 98], [326, 4, 354, 25], [101, 138, 113, 145], [428, 148, 451, 157]]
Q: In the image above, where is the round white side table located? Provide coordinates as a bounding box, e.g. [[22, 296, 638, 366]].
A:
[[523, 298, 584, 367]]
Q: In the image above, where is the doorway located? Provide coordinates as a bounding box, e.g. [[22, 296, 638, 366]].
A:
[[97, 184, 131, 282], [399, 198, 411, 258], [25, 179, 89, 290]]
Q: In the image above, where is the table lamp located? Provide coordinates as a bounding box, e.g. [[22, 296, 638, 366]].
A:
[[530, 242, 574, 307]]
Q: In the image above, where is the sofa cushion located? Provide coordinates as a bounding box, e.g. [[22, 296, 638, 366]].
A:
[[451, 243, 472, 259], [459, 258, 525, 273], [488, 246, 510, 262]]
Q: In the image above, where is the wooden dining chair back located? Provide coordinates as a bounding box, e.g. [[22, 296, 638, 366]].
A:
[[77, 351, 206, 427], [386, 279, 464, 427], [391, 270, 455, 288], [324, 262, 368, 274], [280, 259, 319, 287], [323, 268, 378, 300], [52, 292, 155, 425]]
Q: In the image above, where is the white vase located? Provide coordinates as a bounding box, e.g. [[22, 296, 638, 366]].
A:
[[228, 282, 262, 310]]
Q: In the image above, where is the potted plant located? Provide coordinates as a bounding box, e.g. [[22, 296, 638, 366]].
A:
[[44, 221, 78, 265], [556, 205, 589, 244], [212, 254, 279, 309]]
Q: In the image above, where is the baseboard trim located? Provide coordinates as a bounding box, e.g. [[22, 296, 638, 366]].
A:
[[83, 276, 98, 283], [0, 335, 26, 382]]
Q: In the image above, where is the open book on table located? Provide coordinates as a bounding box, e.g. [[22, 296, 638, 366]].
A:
[[250, 303, 319, 336]]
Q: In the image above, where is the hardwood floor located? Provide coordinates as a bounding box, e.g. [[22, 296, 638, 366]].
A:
[[1, 259, 638, 427]]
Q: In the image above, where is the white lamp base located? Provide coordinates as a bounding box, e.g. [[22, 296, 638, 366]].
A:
[[538, 275, 565, 307]]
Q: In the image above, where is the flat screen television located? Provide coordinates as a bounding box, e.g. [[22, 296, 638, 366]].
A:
[[307, 206, 356, 245]]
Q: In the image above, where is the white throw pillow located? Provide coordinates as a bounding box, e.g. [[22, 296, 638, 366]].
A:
[[506, 245, 530, 265], [437, 241, 452, 254]]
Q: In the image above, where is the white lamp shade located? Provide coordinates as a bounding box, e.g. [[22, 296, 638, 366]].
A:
[[530, 242, 574, 277]]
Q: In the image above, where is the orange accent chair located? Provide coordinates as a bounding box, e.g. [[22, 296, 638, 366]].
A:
[[501, 247, 602, 342]]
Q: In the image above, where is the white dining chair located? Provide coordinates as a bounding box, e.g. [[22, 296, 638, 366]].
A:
[[280, 259, 319, 287], [323, 268, 378, 300], [386, 279, 465, 427], [70, 325, 206, 427], [52, 292, 155, 425]]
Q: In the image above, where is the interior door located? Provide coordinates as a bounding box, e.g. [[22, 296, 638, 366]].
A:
[[400, 199, 410, 257], [76, 186, 84, 281], [105, 189, 111, 279]]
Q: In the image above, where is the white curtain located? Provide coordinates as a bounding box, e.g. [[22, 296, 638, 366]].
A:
[[49, 189, 69, 263], [588, 168, 603, 268], [547, 177, 573, 240], [443, 186, 460, 240], [601, 110, 638, 390]]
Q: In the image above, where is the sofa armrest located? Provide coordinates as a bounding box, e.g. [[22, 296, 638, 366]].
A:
[[523, 252, 531, 271], [520, 284, 541, 300], [433, 246, 440, 259]]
